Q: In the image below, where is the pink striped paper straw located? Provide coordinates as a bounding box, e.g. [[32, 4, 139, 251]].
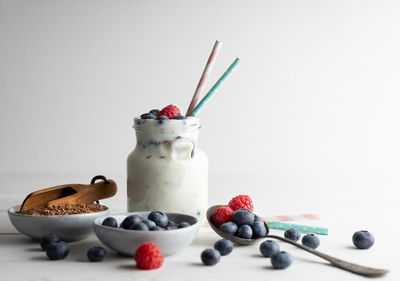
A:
[[185, 40, 222, 116]]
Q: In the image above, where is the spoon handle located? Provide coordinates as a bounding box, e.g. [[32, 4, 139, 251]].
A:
[[266, 235, 389, 277]]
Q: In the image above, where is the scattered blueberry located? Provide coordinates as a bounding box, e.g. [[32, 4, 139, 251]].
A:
[[131, 222, 149, 231], [40, 234, 60, 251], [142, 219, 156, 230], [148, 211, 168, 228], [214, 239, 234, 256], [353, 230, 375, 249], [102, 217, 118, 228], [149, 109, 160, 116], [87, 247, 107, 262], [172, 115, 186, 120], [259, 240, 280, 257], [46, 242, 69, 260], [140, 113, 156, 119], [232, 209, 255, 226], [120, 215, 143, 229], [219, 222, 238, 235], [201, 249, 221, 266], [237, 224, 253, 239], [252, 221, 267, 238], [151, 226, 164, 231], [302, 234, 320, 249], [178, 222, 190, 228], [271, 251, 292, 269], [284, 228, 301, 242]]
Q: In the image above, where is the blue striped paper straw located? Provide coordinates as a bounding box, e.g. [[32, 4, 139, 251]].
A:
[[189, 57, 241, 116], [268, 222, 329, 235]]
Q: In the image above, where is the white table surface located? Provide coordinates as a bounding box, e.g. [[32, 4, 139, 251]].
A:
[[0, 174, 398, 281]]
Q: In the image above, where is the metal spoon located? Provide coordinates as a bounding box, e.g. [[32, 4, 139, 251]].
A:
[[207, 205, 389, 277]]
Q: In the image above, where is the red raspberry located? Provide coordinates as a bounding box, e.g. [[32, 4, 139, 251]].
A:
[[212, 206, 233, 227], [228, 195, 254, 211], [157, 104, 181, 119], [134, 243, 164, 270]]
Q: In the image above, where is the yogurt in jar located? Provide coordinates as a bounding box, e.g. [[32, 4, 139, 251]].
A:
[[127, 117, 208, 222]]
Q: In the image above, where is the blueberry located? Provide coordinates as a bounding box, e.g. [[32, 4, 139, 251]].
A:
[[214, 239, 234, 256], [172, 115, 186, 120], [140, 113, 156, 119], [237, 224, 253, 239], [271, 251, 292, 269], [150, 226, 164, 231], [46, 242, 69, 260], [131, 222, 149, 231], [142, 219, 156, 230], [201, 249, 221, 266], [149, 109, 160, 116], [148, 211, 168, 228], [156, 115, 169, 123], [254, 215, 263, 223], [284, 228, 301, 242], [178, 221, 190, 228], [302, 234, 320, 249], [219, 222, 238, 235], [252, 222, 267, 238], [120, 215, 143, 229], [232, 209, 255, 226], [87, 247, 107, 262], [353, 230, 375, 249], [40, 234, 60, 251], [102, 217, 118, 228], [259, 240, 280, 257]]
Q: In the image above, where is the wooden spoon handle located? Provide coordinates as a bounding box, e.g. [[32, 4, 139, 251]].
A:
[[266, 235, 389, 277], [47, 179, 117, 207]]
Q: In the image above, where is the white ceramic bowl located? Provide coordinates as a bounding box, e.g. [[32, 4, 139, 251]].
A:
[[93, 212, 200, 256], [8, 205, 110, 241]]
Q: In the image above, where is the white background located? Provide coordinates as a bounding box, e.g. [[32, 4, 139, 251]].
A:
[[0, 1, 399, 280]]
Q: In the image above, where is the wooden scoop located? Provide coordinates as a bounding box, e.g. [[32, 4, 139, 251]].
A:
[[19, 175, 117, 211]]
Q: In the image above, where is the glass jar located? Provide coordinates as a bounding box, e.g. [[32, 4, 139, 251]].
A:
[[127, 117, 208, 222]]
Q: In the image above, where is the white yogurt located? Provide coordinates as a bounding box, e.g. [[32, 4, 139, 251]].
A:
[[127, 117, 208, 222]]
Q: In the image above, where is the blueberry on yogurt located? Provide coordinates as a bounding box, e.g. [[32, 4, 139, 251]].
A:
[[172, 115, 186, 120], [140, 113, 156, 119], [149, 109, 160, 116]]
